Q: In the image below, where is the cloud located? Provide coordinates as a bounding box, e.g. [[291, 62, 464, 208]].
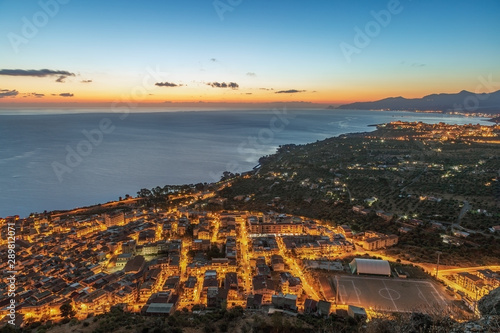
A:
[[246, 72, 256, 77], [400, 61, 425, 67], [81, 80, 92, 83], [207, 82, 239, 89], [24, 92, 45, 98], [155, 82, 183, 87], [0, 89, 18, 98], [0, 69, 76, 83], [275, 89, 306, 94], [59, 93, 74, 97], [259, 88, 274, 91], [0, 69, 75, 78], [210, 58, 217, 62]]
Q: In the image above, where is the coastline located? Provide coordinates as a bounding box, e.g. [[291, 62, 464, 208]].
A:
[[0, 110, 493, 218]]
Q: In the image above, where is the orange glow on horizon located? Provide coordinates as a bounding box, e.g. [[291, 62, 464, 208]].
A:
[[0, 82, 484, 107]]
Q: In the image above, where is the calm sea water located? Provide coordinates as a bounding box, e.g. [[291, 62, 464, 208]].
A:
[[0, 109, 492, 217]]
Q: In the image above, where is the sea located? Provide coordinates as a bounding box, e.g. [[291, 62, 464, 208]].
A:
[[0, 108, 492, 218]]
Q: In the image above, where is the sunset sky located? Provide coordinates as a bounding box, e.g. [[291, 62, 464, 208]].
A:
[[1, 0, 499, 107]]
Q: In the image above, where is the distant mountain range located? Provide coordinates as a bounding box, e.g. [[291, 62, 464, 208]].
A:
[[337, 90, 500, 114]]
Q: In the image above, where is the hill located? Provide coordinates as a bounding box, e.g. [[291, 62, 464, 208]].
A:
[[337, 90, 500, 114]]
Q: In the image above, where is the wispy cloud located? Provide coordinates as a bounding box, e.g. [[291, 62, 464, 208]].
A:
[[25, 92, 45, 98], [275, 89, 306, 94], [246, 72, 256, 77], [207, 82, 239, 89], [59, 93, 74, 97], [155, 82, 183, 87], [0, 89, 18, 98], [81, 79, 92, 83], [400, 61, 426, 68]]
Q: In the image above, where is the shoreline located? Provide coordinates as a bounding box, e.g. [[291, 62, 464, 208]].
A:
[[0, 113, 494, 218]]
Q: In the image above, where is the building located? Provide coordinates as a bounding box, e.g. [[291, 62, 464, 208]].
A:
[[271, 254, 285, 271], [456, 272, 490, 298], [271, 293, 297, 311], [104, 211, 125, 228], [317, 300, 332, 317], [224, 272, 239, 299], [202, 270, 218, 297], [355, 231, 398, 251], [252, 275, 276, 303], [348, 305, 367, 321], [338, 225, 352, 238], [248, 215, 303, 234], [124, 255, 146, 274], [183, 276, 198, 300], [116, 253, 133, 268], [349, 258, 391, 276]]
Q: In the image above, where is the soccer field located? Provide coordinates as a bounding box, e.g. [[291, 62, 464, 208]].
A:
[[333, 275, 449, 313]]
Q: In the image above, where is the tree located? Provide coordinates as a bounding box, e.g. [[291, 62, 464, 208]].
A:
[[60, 303, 76, 319]]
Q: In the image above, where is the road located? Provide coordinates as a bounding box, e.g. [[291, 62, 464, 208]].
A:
[[276, 236, 321, 301], [237, 219, 253, 294], [454, 200, 471, 227]]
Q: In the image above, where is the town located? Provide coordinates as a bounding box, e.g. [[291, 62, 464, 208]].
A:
[[1, 201, 499, 327], [1, 121, 500, 332]]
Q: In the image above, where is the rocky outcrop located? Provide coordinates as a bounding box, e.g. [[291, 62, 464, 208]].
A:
[[449, 287, 500, 333]]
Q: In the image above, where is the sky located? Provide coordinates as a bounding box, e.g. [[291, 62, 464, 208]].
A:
[[0, 0, 499, 107]]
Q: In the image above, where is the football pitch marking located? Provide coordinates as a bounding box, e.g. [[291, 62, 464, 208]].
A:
[[335, 275, 448, 312]]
